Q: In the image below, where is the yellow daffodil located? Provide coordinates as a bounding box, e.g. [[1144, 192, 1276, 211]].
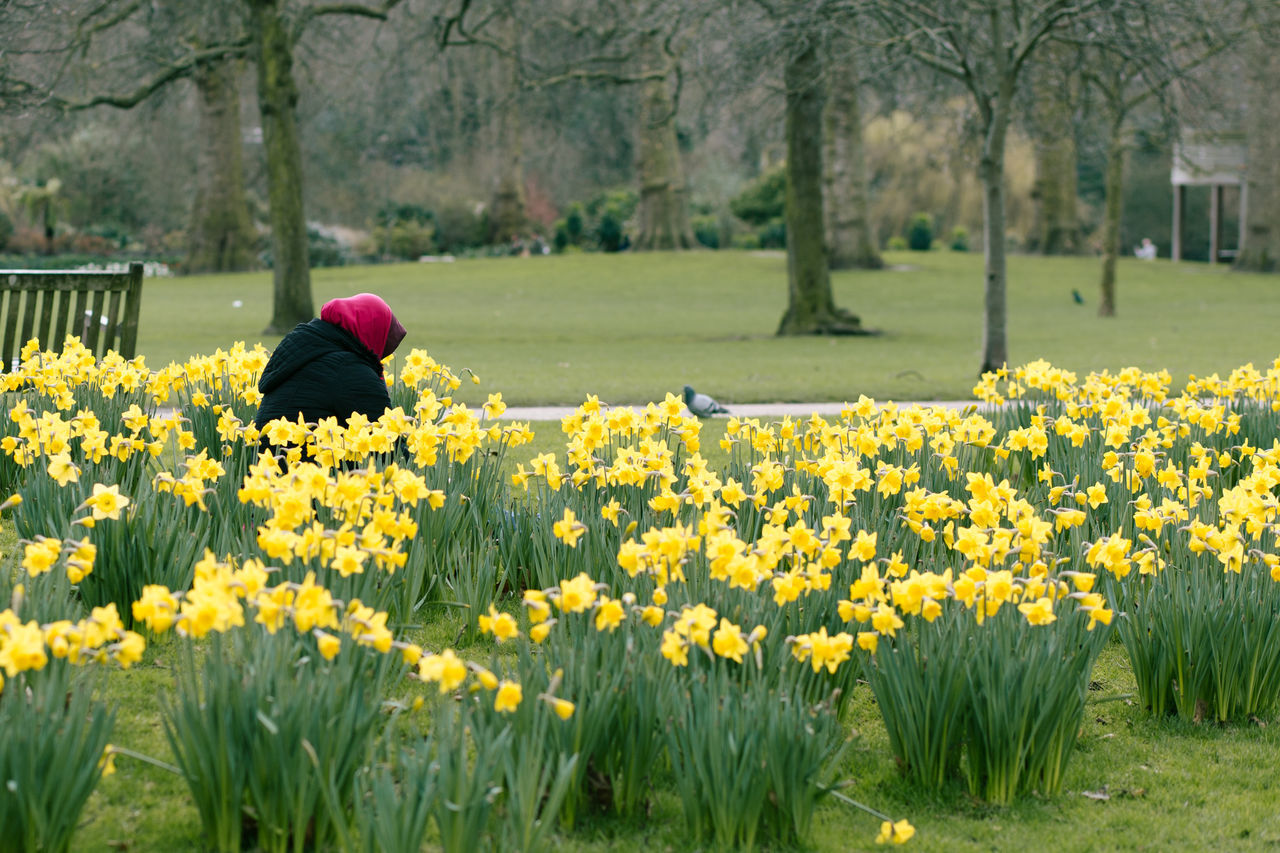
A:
[[494, 680, 522, 713]]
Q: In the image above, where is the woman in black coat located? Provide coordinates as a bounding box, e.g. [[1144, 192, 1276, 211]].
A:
[[253, 293, 407, 447]]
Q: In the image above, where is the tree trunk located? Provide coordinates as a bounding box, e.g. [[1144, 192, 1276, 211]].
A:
[[1028, 47, 1080, 255], [823, 43, 882, 270], [778, 43, 863, 336], [1031, 135, 1080, 255], [1097, 120, 1126, 317], [187, 58, 256, 273], [1236, 20, 1280, 272], [978, 85, 1013, 375], [41, 199, 55, 254], [487, 22, 526, 245], [249, 0, 313, 334], [633, 40, 694, 251]]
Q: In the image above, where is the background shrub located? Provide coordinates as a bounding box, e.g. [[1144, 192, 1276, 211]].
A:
[[432, 201, 486, 255], [758, 217, 786, 249], [691, 214, 720, 249], [729, 167, 785, 227], [907, 213, 934, 251]]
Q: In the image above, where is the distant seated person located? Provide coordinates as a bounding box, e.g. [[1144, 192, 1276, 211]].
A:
[[1135, 237, 1157, 260], [253, 293, 406, 456]]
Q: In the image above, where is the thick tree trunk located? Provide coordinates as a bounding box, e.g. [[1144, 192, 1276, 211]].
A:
[[633, 42, 693, 251], [778, 43, 863, 336], [487, 24, 526, 245], [249, 0, 313, 334], [1098, 120, 1126, 317], [187, 59, 256, 274], [978, 86, 1013, 375], [1031, 136, 1079, 255], [1028, 48, 1080, 255], [823, 45, 882, 270], [1236, 21, 1280, 272]]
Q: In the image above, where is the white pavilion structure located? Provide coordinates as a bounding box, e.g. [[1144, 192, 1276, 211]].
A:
[[1170, 132, 1247, 263]]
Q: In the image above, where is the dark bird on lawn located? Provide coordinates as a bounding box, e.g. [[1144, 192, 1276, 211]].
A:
[[683, 385, 730, 417], [1072, 289, 1085, 305]]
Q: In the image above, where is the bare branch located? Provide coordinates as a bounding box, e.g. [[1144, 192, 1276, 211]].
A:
[[59, 39, 251, 111], [436, 0, 474, 46], [75, 0, 145, 47], [439, 0, 512, 54], [1012, 0, 1109, 76], [522, 66, 669, 89], [294, 0, 407, 43]]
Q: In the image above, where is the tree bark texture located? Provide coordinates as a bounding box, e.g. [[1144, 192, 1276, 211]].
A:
[[778, 43, 862, 336], [823, 45, 882, 270], [487, 23, 526, 245], [978, 82, 1013, 375], [1236, 20, 1280, 272], [1097, 121, 1126, 317], [250, 0, 313, 334], [633, 45, 694, 250], [1027, 47, 1080, 255], [188, 59, 257, 274]]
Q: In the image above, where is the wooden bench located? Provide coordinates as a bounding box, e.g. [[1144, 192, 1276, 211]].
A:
[[0, 262, 143, 367]]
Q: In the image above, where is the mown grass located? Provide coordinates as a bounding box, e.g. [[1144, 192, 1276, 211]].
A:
[[137, 251, 1280, 406]]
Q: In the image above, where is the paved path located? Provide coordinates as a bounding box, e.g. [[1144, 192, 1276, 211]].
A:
[[500, 401, 977, 421]]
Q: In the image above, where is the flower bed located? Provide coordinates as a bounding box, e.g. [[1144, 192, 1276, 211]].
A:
[[3, 338, 1280, 850]]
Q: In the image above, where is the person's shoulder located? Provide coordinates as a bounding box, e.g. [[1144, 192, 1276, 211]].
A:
[[314, 347, 383, 378]]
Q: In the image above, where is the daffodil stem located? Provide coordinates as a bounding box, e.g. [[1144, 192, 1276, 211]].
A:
[[1087, 692, 1136, 704], [109, 745, 183, 776], [822, 785, 894, 822]]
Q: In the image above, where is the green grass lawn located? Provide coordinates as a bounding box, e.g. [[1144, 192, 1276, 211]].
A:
[[137, 251, 1280, 406]]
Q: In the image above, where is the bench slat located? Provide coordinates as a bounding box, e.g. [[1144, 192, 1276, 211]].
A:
[[0, 271, 137, 291], [71, 289, 89, 350], [119, 268, 143, 359], [85, 289, 106, 355], [0, 290, 16, 368], [102, 289, 122, 358], [53, 290, 72, 350], [0, 280, 134, 293], [19, 288, 38, 357], [36, 288, 55, 349]]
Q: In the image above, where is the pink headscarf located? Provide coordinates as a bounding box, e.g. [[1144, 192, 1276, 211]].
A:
[[320, 293, 406, 365]]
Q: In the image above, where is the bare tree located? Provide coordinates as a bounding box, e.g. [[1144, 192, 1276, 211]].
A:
[[632, 27, 695, 250], [867, 0, 1112, 373], [777, 29, 865, 334], [1075, 3, 1239, 315], [1024, 42, 1082, 255], [187, 58, 256, 273], [248, 0, 408, 331], [487, 14, 527, 245], [2, 1, 256, 269], [187, 5, 258, 273], [441, 0, 698, 251], [6, 0, 407, 333], [727, 0, 868, 334], [823, 28, 882, 270], [1236, 1, 1280, 272]]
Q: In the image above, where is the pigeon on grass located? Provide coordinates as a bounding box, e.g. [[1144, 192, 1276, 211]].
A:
[[683, 385, 730, 417]]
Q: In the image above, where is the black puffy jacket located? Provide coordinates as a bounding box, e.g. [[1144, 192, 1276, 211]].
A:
[[252, 319, 391, 432]]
